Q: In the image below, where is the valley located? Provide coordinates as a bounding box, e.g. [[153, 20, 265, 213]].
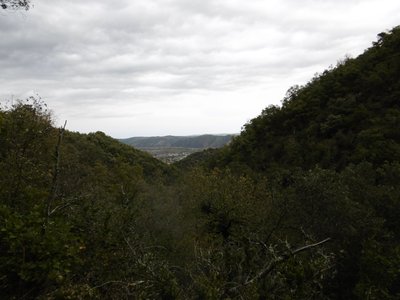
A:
[[119, 134, 235, 163]]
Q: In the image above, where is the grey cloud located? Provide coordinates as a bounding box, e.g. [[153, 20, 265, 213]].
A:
[[1, 0, 400, 136]]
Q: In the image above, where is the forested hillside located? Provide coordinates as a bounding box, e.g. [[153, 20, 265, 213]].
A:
[[1, 27, 400, 299], [177, 26, 400, 298], [226, 27, 400, 171], [0, 99, 178, 298]]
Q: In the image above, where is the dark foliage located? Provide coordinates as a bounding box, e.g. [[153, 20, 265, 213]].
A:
[[225, 26, 400, 173], [1, 0, 30, 10], [197, 26, 400, 299]]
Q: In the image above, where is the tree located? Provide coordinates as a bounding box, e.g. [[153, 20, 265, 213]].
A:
[[180, 168, 334, 298], [1, 0, 30, 10]]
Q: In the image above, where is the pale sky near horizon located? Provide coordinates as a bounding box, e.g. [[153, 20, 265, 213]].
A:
[[1, 0, 400, 138]]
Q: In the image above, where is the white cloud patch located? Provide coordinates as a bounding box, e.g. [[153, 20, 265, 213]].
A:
[[1, 0, 400, 136]]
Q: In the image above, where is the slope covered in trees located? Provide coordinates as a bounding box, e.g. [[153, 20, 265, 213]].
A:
[[1, 27, 400, 299], [0, 99, 177, 298], [0, 105, 336, 299], [176, 26, 400, 298], [224, 26, 400, 172]]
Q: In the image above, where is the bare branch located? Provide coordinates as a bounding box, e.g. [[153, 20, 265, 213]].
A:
[[229, 237, 331, 293], [288, 238, 331, 256], [91, 280, 145, 290], [48, 200, 75, 216], [43, 120, 67, 231]]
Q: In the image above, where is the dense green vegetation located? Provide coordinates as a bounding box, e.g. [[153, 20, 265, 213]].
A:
[[181, 26, 400, 298], [226, 29, 400, 172], [1, 26, 400, 299]]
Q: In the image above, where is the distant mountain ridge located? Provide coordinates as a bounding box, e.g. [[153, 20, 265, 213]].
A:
[[119, 134, 236, 149]]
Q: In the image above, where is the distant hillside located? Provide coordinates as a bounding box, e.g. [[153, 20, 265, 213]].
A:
[[119, 134, 235, 149]]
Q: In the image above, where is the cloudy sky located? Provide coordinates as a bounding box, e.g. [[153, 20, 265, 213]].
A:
[[1, 0, 400, 137]]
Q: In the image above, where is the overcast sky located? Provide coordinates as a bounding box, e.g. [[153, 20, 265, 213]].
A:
[[1, 0, 399, 137]]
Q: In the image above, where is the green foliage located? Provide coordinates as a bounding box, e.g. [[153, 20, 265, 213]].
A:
[[0, 205, 80, 298], [177, 168, 333, 299], [186, 26, 400, 299], [0, 98, 55, 209], [0, 98, 179, 298], [226, 26, 400, 172]]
